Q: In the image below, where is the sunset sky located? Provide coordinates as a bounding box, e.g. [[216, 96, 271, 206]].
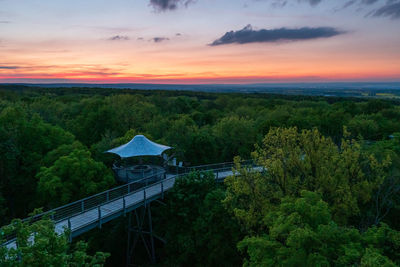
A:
[[0, 0, 399, 84]]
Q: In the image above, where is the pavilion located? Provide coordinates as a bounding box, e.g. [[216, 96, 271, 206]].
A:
[[106, 135, 172, 183]]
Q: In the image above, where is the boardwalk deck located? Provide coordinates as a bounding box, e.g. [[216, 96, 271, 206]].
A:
[[4, 164, 263, 250]]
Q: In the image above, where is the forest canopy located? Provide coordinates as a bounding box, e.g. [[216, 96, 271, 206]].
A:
[[1, 85, 400, 266]]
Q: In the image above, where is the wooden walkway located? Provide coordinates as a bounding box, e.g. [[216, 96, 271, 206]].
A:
[[4, 164, 263, 250]]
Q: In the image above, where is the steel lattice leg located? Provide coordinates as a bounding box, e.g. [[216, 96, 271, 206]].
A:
[[126, 203, 157, 266]]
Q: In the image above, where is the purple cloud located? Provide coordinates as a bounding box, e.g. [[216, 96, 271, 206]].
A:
[[108, 35, 130, 41], [210, 25, 345, 46]]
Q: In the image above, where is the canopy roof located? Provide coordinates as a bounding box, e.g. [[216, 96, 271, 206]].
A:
[[106, 135, 171, 158]]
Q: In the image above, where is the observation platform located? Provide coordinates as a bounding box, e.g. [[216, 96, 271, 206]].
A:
[[112, 164, 166, 184]]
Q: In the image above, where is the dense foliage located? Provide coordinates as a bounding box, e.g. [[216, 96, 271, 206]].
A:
[[226, 128, 400, 266], [36, 142, 114, 208], [237, 191, 400, 266], [1, 85, 400, 266], [154, 172, 242, 266], [0, 215, 109, 266]]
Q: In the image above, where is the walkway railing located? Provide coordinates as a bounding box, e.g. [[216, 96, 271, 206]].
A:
[[187, 159, 253, 173], [1, 159, 255, 245], [6, 169, 166, 226], [166, 159, 255, 175]]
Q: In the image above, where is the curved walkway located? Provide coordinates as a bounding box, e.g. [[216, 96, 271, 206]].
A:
[[3, 162, 263, 250]]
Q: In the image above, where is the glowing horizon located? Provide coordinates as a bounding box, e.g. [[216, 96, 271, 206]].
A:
[[0, 0, 399, 84]]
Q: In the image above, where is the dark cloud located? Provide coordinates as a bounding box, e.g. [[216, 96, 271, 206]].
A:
[[147, 0, 400, 22], [151, 37, 170, 43], [0, 21, 11, 24], [266, 0, 391, 9], [210, 25, 344, 46], [301, 0, 384, 6], [150, 0, 195, 11], [301, 0, 322, 6], [372, 1, 400, 19], [342, 0, 357, 9], [270, 0, 288, 8], [108, 35, 129, 41], [270, 0, 322, 6], [362, 0, 379, 4], [0, 66, 19, 69]]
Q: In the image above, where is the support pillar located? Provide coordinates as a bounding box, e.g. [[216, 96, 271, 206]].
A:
[[126, 203, 157, 266]]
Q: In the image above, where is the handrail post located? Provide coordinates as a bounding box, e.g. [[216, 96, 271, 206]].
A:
[[98, 206, 102, 229], [127, 184, 130, 194], [144, 189, 147, 206], [81, 201, 84, 212], [161, 182, 164, 199], [123, 196, 126, 216], [68, 218, 72, 242], [106, 191, 109, 202]]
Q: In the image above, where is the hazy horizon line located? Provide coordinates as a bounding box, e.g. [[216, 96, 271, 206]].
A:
[[1, 81, 400, 86]]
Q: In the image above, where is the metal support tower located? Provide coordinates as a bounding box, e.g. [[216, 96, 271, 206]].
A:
[[126, 200, 165, 266]]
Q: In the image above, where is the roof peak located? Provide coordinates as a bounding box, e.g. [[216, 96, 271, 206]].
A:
[[106, 134, 171, 158]]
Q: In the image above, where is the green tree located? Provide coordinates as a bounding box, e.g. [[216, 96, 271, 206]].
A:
[[164, 115, 198, 160], [156, 172, 242, 267], [67, 98, 116, 146], [347, 115, 380, 140], [0, 107, 75, 219], [363, 134, 400, 229], [0, 193, 7, 225], [185, 127, 218, 165], [213, 116, 256, 162], [225, 127, 390, 229], [238, 191, 399, 267], [36, 146, 114, 208], [0, 216, 109, 266]]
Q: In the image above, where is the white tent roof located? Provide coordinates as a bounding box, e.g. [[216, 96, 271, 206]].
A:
[[106, 135, 171, 158]]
